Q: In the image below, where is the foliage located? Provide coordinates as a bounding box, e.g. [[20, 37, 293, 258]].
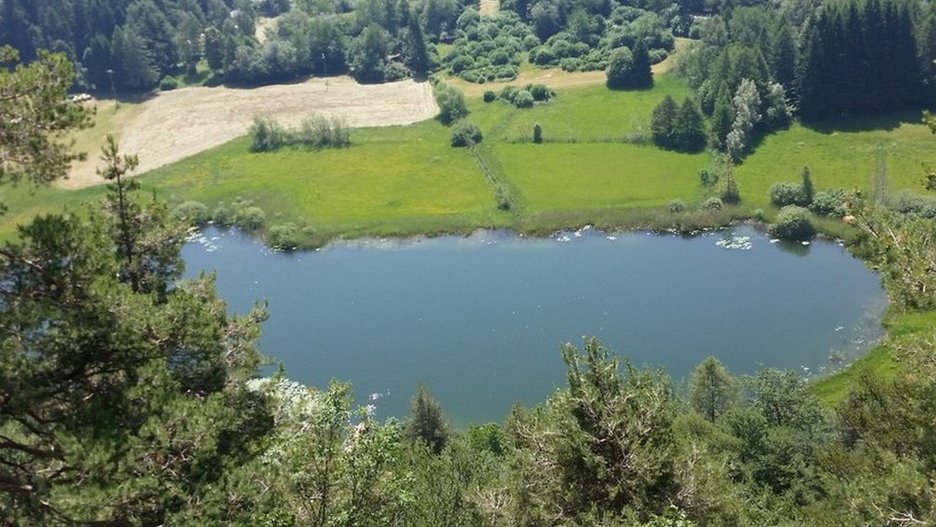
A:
[[725, 79, 760, 161], [606, 44, 652, 90], [0, 138, 269, 525], [719, 166, 740, 205], [849, 199, 936, 310], [689, 356, 737, 422], [810, 189, 851, 218], [172, 200, 210, 225], [667, 199, 685, 213], [267, 223, 299, 250], [159, 76, 179, 91], [0, 47, 90, 188], [450, 121, 483, 147], [483, 90, 497, 103], [768, 182, 802, 208], [769, 205, 815, 241], [443, 11, 530, 83], [652, 96, 705, 152], [513, 89, 535, 108], [435, 82, 469, 125], [249, 115, 350, 152], [533, 122, 543, 143], [405, 385, 451, 454], [234, 206, 266, 231], [700, 196, 723, 210]]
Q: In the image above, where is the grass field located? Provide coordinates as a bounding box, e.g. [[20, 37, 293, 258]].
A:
[[736, 113, 934, 209]]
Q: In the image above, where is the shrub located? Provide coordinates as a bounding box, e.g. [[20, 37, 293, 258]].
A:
[[528, 83, 552, 101], [159, 77, 179, 91], [810, 189, 850, 217], [234, 206, 266, 231], [769, 182, 802, 208], [212, 202, 233, 225], [700, 196, 723, 210], [297, 115, 351, 149], [533, 122, 542, 143], [483, 90, 497, 102], [451, 121, 483, 147], [667, 199, 686, 213], [172, 201, 209, 225], [513, 90, 534, 108], [434, 83, 468, 125], [249, 117, 288, 152], [770, 206, 815, 240], [499, 85, 519, 103], [267, 223, 299, 250], [888, 190, 936, 219], [605, 44, 651, 90], [699, 168, 719, 187], [753, 208, 766, 221]]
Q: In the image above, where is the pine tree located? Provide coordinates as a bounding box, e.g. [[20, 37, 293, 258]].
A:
[[710, 88, 734, 151], [651, 95, 679, 149], [405, 385, 450, 454], [689, 356, 738, 422], [673, 97, 706, 152]]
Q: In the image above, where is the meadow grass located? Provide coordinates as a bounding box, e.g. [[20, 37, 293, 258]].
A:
[[736, 113, 933, 209]]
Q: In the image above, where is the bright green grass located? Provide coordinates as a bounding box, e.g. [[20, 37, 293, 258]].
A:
[[812, 308, 936, 405], [736, 114, 933, 210], [142, 120, 506, 243], [470, 75, 692, 142], [490, 142, 707, 211]]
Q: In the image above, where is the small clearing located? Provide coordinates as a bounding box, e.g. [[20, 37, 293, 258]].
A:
[[63, 77, 438, 188], [479, 0, 499, 16], [446, 37, 690, 97]]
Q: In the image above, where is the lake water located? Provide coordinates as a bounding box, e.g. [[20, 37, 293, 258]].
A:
[[182, 226, 886, 425]]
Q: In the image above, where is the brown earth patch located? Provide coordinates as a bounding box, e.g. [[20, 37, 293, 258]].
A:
[[61, 77, 438, 189]]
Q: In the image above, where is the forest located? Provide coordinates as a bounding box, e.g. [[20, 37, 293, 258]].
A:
[[3, 0, 936, 524]]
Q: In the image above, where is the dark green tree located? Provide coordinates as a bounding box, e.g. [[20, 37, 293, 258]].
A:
[[709, 88, 733, 150], [0, 46, 90, 188], [606, 44, 651, 90], [673, 97, 706, 152], [406, 385, 450, 454], [650, 95, 678, 149], [111, 24, 159, 91]]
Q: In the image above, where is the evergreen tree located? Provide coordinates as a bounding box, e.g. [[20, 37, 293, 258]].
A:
[[111, 24, 159, 91], [406, 385, 450, 454], [710, 88, 734, 150], [800, 166, 814, 206], [650, 95, 679, 149], [673, 97, 706, 152], [689, 356, 737, 422], [403, 9, 430, 78]]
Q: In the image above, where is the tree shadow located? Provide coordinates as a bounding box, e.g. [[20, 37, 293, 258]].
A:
[[799, 110, 921, 134]]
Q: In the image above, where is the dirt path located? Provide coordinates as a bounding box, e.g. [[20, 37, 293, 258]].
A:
[[63, 77, 438, 189]]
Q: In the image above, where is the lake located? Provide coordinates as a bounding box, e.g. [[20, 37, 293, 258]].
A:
[[182, 225, 886, 425]]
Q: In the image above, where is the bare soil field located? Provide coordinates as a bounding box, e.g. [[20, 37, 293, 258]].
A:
[[63, 77, 438, 188]]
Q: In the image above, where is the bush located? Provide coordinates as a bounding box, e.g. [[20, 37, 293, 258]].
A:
[[533, 122, 542, 143], [720, 172, 741, 205], [770, 206, 815, 241], [234, 206, 266, 231], [267, 223, 299, 250], [605, 44, 651, 90], [513, 90, 534, 108], [528, 83, 552, 101], [435, 83, 468, 125], [296, 115, 351, 149], [172, 201, 209, 225], [699, 168, 719, 187], [212, 202, 233, 225], [249, 117, 288, 152], [700, 197, 723, 210], [810, 189, 850, 217], [483, 90, 497, 102], [667, 199, 686, 213], [450, 121, 483, 147], [769, 182, 802, 208], [159, 77, 179, 91], [889, 190, 936, 219], [499, 85, 519, 102]]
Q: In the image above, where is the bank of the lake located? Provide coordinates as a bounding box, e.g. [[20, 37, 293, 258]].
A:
[[183, 225, 886, 425]]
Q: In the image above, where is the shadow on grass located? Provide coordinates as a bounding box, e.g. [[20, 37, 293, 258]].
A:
[[800, 111, 922, 134]]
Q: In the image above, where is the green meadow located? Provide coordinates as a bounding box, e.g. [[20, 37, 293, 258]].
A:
[[2, 73, 934, 248]]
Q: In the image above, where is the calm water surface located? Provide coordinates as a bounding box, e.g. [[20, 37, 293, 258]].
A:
[[182, 226, 886, 424]]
